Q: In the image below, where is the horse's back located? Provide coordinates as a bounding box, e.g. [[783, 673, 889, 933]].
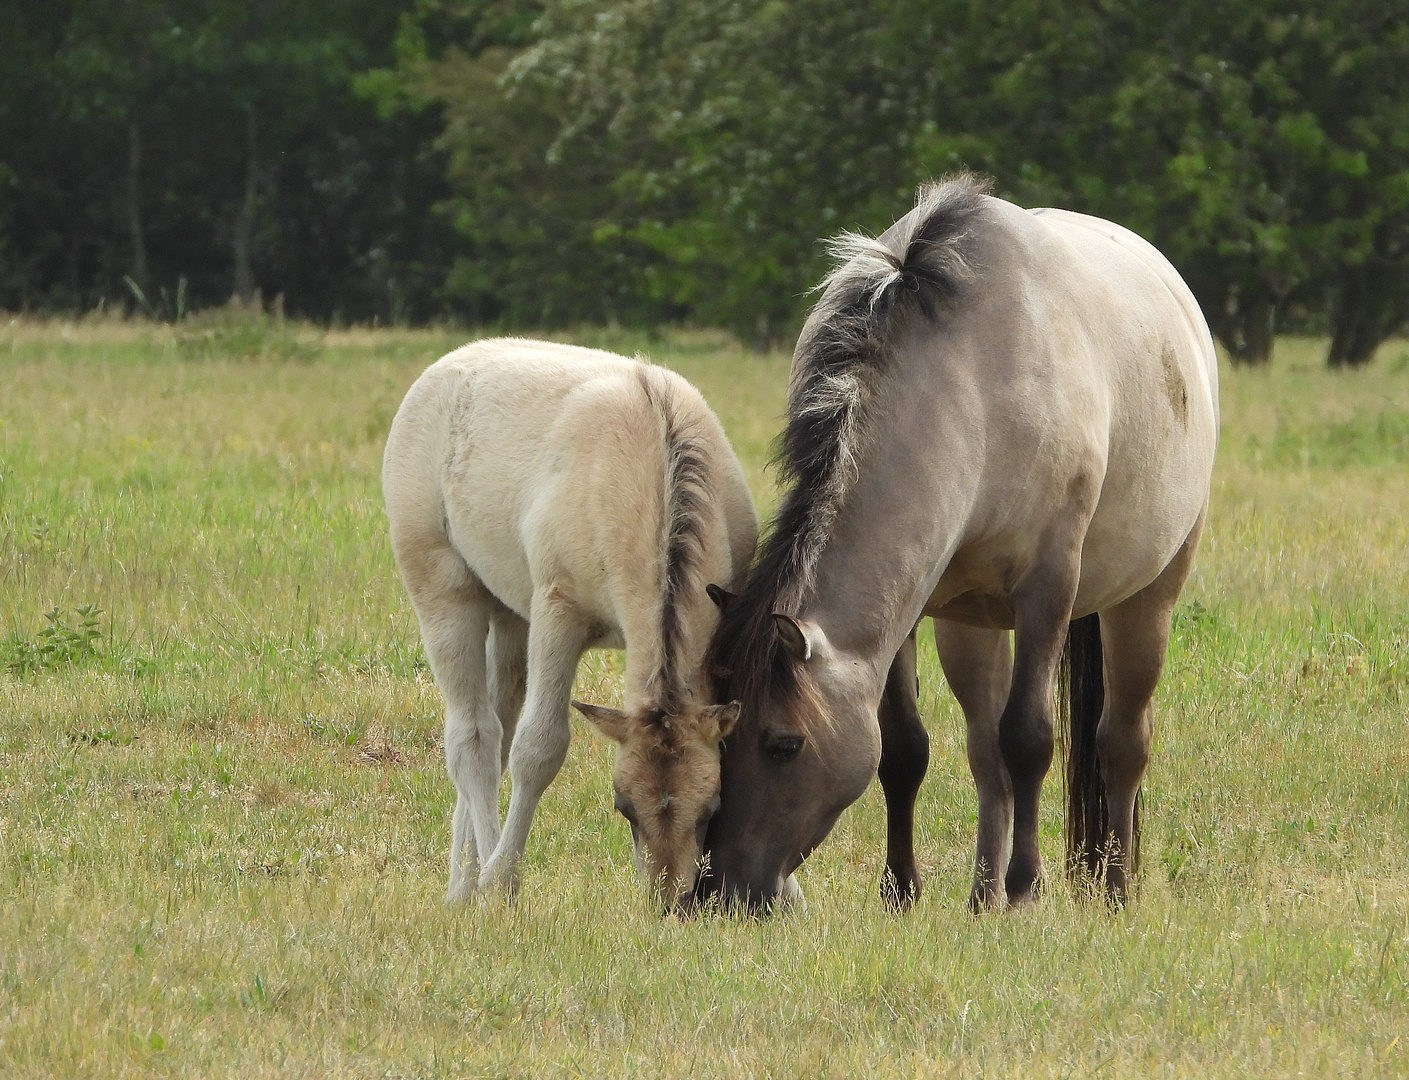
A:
[[1024, 206, 1218, 421], [384, 337, 752, 626], [915, 197, 1219, 620], [1012, 202, 1219, 610]]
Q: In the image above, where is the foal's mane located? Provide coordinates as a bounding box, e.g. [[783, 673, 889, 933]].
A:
[[637, 366, 713, 718], [709, 174, 989, 719]]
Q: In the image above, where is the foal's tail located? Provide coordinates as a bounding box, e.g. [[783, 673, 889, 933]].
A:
[[1060, 613, 1138, 880]]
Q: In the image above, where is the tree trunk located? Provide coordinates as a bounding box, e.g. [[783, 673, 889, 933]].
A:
[[126, 119, 149, 298], [1327, 260, 1409, 369], [233, 106, 260, 306], [1208, 283, 1276, 366]]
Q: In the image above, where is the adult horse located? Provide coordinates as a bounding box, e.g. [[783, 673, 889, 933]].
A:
[[698, 176, 1218, 912], [384, 338, 756, 907]]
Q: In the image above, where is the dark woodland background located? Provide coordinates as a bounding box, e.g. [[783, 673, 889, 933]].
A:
[[2, 0, 1406, 365]]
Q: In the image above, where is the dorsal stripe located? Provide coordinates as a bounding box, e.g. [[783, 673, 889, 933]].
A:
[[639, 366, 712, 717]]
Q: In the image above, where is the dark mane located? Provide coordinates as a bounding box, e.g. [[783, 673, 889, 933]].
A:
[[709, 174, 990, 717], [638, 366, 712, 717]]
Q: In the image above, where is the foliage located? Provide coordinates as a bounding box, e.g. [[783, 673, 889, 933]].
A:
[[1, 0, 1406, 359], [171, 301, 318, 362], [0, 0, 457, 322]]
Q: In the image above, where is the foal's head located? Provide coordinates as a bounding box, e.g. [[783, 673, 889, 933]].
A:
[[572, 698, 740, 909]]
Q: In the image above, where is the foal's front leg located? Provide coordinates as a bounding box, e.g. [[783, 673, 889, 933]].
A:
[[478, 590, 587, 894]]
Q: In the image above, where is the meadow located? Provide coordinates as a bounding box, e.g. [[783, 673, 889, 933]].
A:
[[2, 311, 1408, 1078]]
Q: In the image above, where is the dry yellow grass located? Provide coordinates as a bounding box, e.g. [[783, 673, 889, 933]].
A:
[[2, 317, 1408, 1077]]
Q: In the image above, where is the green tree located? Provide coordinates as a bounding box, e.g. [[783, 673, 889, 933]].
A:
[[513, 0, 953, 345], [0, 0, 459, 321]]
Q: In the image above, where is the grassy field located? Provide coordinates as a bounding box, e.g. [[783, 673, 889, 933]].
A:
[[2, 312, 1408, 1078]]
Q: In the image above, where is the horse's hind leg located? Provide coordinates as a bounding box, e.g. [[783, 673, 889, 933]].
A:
[[1096, 519, 1202, 900], [877, 629, 929, 912], [478, 588, 587, 893], [398, 542, 502, 902], [935, 621, 1014, 911]]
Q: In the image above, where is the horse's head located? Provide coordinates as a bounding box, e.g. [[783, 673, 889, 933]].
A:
[[693, 613, 882, 913], [573, 698, 739, 911]]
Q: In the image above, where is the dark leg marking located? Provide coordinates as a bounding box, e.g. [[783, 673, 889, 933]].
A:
[[877, 629, 929, 911]]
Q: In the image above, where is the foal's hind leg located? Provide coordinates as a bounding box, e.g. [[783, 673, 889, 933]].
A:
[[1096, 520, 1202, 901], [487, 610, 529, 772], [877, 629, 929, 911], [935, 621, 1014, 911], [399, 544, 502, 902], [478, 588, 587, 893]]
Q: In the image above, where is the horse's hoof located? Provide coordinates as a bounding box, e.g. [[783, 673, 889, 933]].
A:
[[881, 864, 922, 912], [1004, 884, 1043, 909]]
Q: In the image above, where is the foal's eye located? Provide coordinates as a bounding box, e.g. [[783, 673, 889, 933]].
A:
[[763, 733, 805, 762]]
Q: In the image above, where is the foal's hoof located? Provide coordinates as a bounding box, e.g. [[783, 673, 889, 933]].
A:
[[446, 879, 480, 904], [778, 874, 807, 913], [477, 860, 521, 896]]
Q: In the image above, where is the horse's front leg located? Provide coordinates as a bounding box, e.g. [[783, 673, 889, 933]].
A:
[[877, 629, 929, 911], [478, 590, 586, 894], [999, 559, 1082, 906], [935, 620, 1014, 911]]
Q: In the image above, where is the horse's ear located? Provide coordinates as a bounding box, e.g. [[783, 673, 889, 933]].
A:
[[772, 613, 813, 661], [700, 700, 741, 741], [572, 701, 630, 743], [706, 584, 737, 609]]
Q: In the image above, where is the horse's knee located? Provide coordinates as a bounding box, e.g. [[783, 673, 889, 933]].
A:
[[878, 723, 929, 793], [445, 714, 500, 780], [1095, 708, 1151, 789], [998, 711, 1054, 788], [508, 710, 571, 781]]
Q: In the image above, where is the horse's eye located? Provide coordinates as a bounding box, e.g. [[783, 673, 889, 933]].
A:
[[614, 794, 637, 825], [764, 733, 805, 762], [696, 796, 720, 830]]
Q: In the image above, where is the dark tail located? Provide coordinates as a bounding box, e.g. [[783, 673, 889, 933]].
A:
[[1060, 612, 1137, 879]]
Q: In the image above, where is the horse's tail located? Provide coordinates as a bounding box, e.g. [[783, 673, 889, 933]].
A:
[[1060, 612, 1134, 880]]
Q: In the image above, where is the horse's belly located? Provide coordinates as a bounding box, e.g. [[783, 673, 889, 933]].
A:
[[930, 590, 1015, 629]]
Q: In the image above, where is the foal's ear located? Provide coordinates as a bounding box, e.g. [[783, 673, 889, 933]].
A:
[[700, 700, 741, 741], [706, 584, 737, 609], [771, 613, 813, 661], [572, 701, 631, 743]]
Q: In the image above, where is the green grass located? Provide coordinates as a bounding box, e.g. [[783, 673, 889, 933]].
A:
[[2, 315, 1409, 1077]]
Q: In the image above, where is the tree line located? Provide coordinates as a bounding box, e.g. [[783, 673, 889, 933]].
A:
[[3, 0, 1406, 365]]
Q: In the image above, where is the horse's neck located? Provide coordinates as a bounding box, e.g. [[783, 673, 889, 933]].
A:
[[797, 378, 976, 667]]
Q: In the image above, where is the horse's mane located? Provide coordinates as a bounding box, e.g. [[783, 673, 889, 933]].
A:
[[709, 174, 989, 719], [637, 365, 713, 717]]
